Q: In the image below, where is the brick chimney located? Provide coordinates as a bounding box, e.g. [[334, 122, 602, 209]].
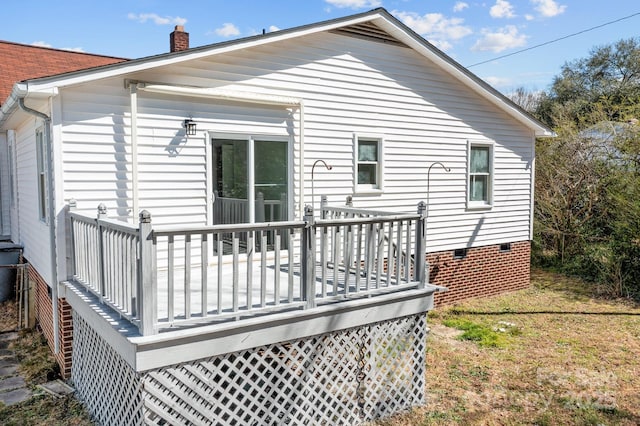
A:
[[170, 25, 189, 52]]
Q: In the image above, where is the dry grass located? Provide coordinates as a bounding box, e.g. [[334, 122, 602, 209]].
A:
[[0, 300, 93, 425], [373, 268, 640, 425], [4, 270, 640, 425]]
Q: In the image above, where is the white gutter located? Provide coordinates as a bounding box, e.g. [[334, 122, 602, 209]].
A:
[[0, 84, 28, 129], [18, 97, 60, 354]]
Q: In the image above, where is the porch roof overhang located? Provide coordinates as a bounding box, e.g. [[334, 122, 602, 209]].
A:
[[1, 8, 553, 137], [137, 84, 302, 106]]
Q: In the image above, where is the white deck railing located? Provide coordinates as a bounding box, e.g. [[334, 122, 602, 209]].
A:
[[67, 200, 427, 335]]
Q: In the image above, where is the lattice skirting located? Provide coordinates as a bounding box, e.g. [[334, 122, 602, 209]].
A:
[[72, 313, 427, 425]]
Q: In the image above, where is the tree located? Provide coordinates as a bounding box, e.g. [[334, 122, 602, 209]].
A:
[[536, 38, 640, 128], [532, 38, 640, 299]]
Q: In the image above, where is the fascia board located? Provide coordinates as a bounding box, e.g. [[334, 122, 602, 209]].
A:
[[21, 13, 382, 95]]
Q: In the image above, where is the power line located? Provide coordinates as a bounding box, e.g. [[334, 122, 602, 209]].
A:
[[467, 11, 640, 68]]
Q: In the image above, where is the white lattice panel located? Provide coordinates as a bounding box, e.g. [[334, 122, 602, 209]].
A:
[[143, 314, 426, 425], [71, 313, 427, 425], [72, 313, 145, 426]]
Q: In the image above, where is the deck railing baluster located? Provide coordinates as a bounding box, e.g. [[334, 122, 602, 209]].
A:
[[67, 201, 428, 334], [246, 231, 253, 310], [217, 234, 223, 315], [167, 235, 174, 323], [184, 234, 192, 319], [232, 233, 239, 313], [260, 230, 267, 307], [274, 231, 280, 306], [201, 233, 208, 317]]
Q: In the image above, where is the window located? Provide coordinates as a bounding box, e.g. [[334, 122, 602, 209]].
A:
[[467, 141, 493, 208], [36, 128, 47, 221], [354, 134, 383, 193]]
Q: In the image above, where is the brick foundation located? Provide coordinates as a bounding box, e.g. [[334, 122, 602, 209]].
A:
[[29, 263, 73, 379], [428, 241, 531, 306]]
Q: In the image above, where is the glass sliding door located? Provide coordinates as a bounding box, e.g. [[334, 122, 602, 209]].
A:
[[213, 139, 249, 224], [254, 140, 288, 223], [212, 137, 289, 225]]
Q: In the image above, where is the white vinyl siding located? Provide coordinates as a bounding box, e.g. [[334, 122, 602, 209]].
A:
[[12, 117, 53, 283], [55, 30, 535, 252]]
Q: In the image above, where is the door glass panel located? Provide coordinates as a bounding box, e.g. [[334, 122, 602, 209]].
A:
[[254, 140, 288, 222], [213, 139, 248, 224]]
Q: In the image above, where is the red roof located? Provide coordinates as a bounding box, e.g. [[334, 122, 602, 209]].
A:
[[0, 40, 127, 105]]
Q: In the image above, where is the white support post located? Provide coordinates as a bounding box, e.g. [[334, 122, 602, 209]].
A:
[[415, 202, 427, 288], [302, 205, 316, 309], [66, 199, 77, 280], [138, 210, 157, 335], [97, 203, 107, 302]]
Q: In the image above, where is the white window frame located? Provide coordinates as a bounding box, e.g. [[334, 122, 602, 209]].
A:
[[466, 140, 494, 209], [36, 127, 48, 222], [353, 133, 384, 195], [209, 132, 292, 223]]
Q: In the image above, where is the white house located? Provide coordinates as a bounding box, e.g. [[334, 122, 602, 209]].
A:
[[0, 8, 551, 425]]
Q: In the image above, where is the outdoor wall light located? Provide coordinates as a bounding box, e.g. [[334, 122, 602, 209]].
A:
[[183, 118, 197, 136]]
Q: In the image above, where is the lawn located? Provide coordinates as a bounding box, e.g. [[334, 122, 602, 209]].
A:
[[374, 268, 640, 425], [2, 268, 639, 425]]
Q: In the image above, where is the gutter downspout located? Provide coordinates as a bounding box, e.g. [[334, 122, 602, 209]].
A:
[[19, 98, 60, 354]]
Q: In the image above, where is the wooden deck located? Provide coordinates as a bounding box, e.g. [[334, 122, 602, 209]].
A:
[[154, 258, 420, 329], [66, 201, 429, 335]]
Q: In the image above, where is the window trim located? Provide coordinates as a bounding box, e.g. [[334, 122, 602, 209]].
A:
[[466, 139, 494, 210], [209, 132, 293, 223], [35, 127, 48, 222], [353, 133, 384, 195]]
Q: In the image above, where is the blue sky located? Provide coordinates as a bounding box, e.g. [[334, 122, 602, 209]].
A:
[[2, 1, 639, 94]]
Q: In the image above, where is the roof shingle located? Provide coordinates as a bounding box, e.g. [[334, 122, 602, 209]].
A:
[[0, 40, 127, 105]]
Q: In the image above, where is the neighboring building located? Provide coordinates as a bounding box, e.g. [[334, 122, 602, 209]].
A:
[[0, 40, 127, 237], [0, 9, 552, 424]]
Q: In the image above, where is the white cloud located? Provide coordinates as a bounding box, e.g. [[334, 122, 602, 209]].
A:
[[490, 0, 516, 18], [269, 25, 280, 32], [393, 10, 472, 51], [128, 13, 187, 26], [61, 47, 85, 52], [471, 25, 528, 53], [484, 76, 512, 88], [525, 14, 535, 21], [215, 23, 241, 37], [453, 2, 469, 12], [32, 41, 52, 48], [31, 41, 84, 52], [531, 0, 567, 17], [324, 0, 381, 9]]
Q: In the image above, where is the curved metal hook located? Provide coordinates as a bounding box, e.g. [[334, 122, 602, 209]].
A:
[[311, 159, 333, 215], [426, 161, 451, 218]]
